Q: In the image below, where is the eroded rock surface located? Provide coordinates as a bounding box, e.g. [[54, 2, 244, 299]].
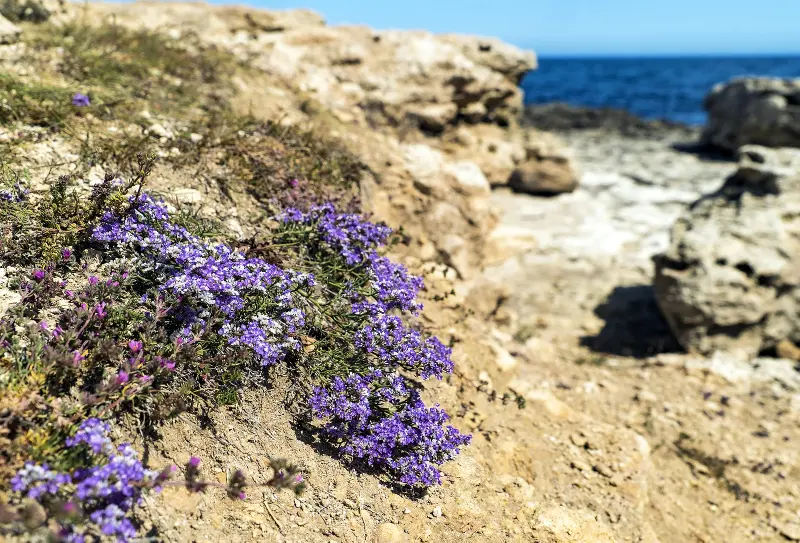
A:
[[653, 145, 800, 357], [702, 77, 800, 151]]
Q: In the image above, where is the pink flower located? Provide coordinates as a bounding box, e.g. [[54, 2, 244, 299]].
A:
[[128, 340, 143, 353]]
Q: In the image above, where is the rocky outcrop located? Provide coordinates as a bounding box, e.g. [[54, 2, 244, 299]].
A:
[[653, 145, 800, 357], [73, 2, 534, 135], [701, 77, 800, 151]]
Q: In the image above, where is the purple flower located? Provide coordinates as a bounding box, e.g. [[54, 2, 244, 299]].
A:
[[94, 302, 107, 319], [188, 456, 201, 468], [71, 93, 90, 107], [87, 276, 99, 286], [66, 418, 112, 454], [128, 340, 143, 353], [33, 269, 45, 281], [11, 462, 71, 499], [63, 248, 72, 260], [116, 371, 129, 385]]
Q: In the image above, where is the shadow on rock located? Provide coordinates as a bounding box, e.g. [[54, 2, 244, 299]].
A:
[[670, 141, 736, 163], [580, 284, 682, 358]]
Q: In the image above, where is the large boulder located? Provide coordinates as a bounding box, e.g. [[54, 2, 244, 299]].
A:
[[702, 77, 800, 151], [508, 131, 580, 195], [653, 145, 800, 357]]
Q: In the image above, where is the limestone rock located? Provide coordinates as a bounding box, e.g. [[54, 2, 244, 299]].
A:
[[508, 132, 580, 194], [653, 145, 800, 357], [702, 77, 800, 151], [0, 15, 21, 44]]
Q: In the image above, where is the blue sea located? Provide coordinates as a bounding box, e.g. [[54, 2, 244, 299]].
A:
[[520, 56, 800, 125]]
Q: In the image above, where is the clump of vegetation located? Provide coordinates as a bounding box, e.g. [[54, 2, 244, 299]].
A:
[[170, 113, 365, 215], [0, 12, 470, 542], [0, 74, 80, 129], [25, 20, 233, 119]]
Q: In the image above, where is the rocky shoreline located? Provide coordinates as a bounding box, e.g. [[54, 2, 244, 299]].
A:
[[523, 102, 700, 139]]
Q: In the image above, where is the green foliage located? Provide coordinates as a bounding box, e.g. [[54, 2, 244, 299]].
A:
[[26, 21, 235, 117], [0, 74, 74, 129], [0, 154, 154, 267], [172, 114, 365, 215]]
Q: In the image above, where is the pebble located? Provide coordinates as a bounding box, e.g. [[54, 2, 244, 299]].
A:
[[431, 506, 442, 518]]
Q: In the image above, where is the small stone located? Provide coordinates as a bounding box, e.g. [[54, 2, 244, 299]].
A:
[[374, 522, 406, 543], [147, 123, 172, 139], [431, 506, 442, 518], [189, 132, 203, 143], [215, 472, 227, 484]]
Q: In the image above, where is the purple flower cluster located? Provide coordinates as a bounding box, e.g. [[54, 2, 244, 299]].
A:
[[310, 371, 470, 486], [93, 195, 312, 366], [279, 203, 392, 266], [280, 205, 468, 486], [354, 313, 453, 380], [11, 418, 159, 542], [366, 255, 424, 314], [11, 463, 71, 499], [65, 418, 112, 454]]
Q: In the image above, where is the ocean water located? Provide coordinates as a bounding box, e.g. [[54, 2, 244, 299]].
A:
[[520, 56, 800, 125]]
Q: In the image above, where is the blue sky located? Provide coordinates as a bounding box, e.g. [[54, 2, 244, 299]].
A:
[[244, 0, 800, 56]]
